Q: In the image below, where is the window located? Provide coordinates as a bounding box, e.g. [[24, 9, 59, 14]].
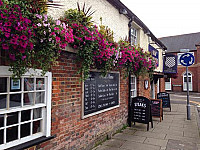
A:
[[130, 75, 137, 98], [130, 28, 137, 46], [0, 66, 52, 150], [177, 52, 194, 65]]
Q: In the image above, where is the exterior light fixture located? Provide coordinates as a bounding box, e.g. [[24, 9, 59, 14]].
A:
[[119, 9, 128, 15]]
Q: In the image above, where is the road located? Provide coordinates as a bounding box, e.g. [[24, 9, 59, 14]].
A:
[[169, 92, 200, 106]]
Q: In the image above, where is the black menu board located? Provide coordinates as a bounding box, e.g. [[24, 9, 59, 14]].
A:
[[131, 96, 151, 124], [151, 99, 162, 118], [157, 92, 171, 111], [84, 72, 119, 116]]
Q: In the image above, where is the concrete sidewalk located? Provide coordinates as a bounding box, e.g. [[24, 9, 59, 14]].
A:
[[93, 104, 200, 150]]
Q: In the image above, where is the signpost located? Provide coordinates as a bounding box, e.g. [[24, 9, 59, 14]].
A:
[[179, 51, 194, 120]]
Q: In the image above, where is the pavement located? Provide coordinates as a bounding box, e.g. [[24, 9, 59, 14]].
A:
[[93, 104, 200, 150]]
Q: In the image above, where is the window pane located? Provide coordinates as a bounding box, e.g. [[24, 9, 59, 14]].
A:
[[23, 93, 34, 106], [10, 79, 21, 92], [184, 77, 187, 82], [0, 114, 4, 127], [24, 78, 34, 91], [21, 123, 30, 138], [0, 95, 6, 109], [7, 112, 18, 126], [36, 78, 45, 90], [33, 108, 42, 119], [6, 126, 18, 142], [10, 94, 21, 108], [33, 120, 41, 134], [0, 130, 3, 144], [0, 77, 7, 93], [21, 110, 31, 122], [35, 92, 45, 104]]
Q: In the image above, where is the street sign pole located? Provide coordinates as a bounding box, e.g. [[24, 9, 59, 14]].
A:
[[179, 51, 194, 120], [186, 66, 190, 120]]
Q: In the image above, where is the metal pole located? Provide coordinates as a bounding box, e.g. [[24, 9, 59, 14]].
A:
[[186, 66, 191, 120]]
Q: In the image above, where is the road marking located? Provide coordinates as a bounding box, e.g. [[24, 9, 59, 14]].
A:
[[190, 100, 200, 106]]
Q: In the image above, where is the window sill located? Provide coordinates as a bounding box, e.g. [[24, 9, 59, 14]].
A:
[[7, 135, 55, 150]]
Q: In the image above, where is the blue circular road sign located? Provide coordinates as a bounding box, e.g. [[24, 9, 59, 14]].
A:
[[180, 53, 194, 66]]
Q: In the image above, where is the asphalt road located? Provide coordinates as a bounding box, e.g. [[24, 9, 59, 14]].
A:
[[169, 92, 200, 106]]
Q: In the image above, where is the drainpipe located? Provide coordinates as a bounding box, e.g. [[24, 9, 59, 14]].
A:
[[127, 18, 132, 127]]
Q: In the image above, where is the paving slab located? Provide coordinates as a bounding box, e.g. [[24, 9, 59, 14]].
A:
[[92, 104, 200, 150], [144, 137, 168, 147], [120, 141, 161, 150], [113, 133, 146, 143], [166, 139, 198, 150]]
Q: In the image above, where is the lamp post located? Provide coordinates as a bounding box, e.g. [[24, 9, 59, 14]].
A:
[[180, 49, 191, 120]]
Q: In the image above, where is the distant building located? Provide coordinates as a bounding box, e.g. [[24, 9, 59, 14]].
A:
[[160, 32, 200, 92]]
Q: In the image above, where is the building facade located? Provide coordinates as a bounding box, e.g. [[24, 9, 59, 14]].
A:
[[0, 0, 166, 150], [160, 32, 200, 92]]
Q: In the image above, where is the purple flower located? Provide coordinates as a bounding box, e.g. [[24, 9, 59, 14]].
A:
[[35, 14, 42, 19], [56, 20, 61, 25], [37, 23, 42, 27]]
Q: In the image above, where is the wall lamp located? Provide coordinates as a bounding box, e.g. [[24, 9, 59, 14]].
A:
[[119, 9, 128, 15]]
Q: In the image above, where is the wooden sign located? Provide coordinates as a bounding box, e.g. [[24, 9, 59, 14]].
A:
[[150, 99, 163, 122], [83, 72, 119, 116], [131, 96, 153, 131], [157, 92, 171, 111]]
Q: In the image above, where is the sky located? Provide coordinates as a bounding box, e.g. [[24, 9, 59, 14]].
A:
[[120, 0, 200, 38]]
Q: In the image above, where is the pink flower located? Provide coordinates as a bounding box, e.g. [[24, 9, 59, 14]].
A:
[[22, 56, 26, 60], [19, 41, 27, 48], [54, 27, 60, 30], [5, 32, 10, 38], [2, 44, 9, 50], [9, 54, 16, 61], [0, 0, 3, 6], [19, 48, 25, 53], [20, 35, 27, 40], [5, 22, 11, 26], [55, 36, 60, 43], [10, 38, 18, 45], [29, 42, 34, 50], [1, 14, 7, 19]]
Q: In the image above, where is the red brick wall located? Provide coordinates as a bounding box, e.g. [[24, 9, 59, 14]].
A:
[[160, 78, 165, 92], [34, 51, 129, 150], [137, 75, 151, 98]]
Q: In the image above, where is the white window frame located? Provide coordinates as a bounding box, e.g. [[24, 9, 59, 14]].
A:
[[183, 72, 193, 91], [130, 28, 137, 46], [0, 66, 52, 150], [130, 75, 137, 98], [165, 78, 171, 91], [177, 52, 194, 65]]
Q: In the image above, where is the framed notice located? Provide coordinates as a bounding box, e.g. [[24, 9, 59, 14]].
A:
[[82, 71, 120, 118], [11, 79, 20, 90]]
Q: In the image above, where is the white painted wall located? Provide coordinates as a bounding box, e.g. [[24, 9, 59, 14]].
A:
[[48, 0, 129, 42]]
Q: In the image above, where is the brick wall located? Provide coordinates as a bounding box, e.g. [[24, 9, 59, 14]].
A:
[[33, 51, 129, 150], [137, 75, 151, 98]]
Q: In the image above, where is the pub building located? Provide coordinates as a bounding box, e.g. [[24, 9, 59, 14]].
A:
[[0, 0, 167, 150]]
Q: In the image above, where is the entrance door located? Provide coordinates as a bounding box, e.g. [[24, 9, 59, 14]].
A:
[[165, 78, 171, 91], [183, 72, 192, 91]]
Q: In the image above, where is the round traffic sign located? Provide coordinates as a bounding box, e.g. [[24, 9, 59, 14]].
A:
[[179, 53, 194, 66]]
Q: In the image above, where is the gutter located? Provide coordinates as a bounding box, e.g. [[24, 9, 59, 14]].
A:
[[106, 0, 167, 50]]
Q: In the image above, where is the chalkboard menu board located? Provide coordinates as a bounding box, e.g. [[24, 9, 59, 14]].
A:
[[131, 96, 152, 124], [150, 99, 163, 121], [157, 92, 171, 111], [84, 72, 119, 116]]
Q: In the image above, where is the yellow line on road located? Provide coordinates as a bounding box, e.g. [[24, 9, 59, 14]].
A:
[[190, 100, 200, 106]]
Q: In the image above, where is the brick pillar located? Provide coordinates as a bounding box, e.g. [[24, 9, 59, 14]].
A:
[[160, 78, 165, 92], [137, 75, 150, 98], [196, 44, 200, 92]]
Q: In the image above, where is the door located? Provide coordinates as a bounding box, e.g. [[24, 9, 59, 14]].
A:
[[183, 72, 192, 91], [165, 78, 171, 91]]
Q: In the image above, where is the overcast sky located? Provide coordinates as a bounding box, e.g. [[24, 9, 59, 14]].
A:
[[121, 0, 200, 38]]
